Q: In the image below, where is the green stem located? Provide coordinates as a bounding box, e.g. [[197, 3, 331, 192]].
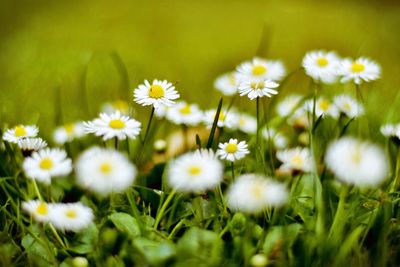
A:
[[142, 107, 155, 146], [168, 220, 185, 240], [49, 223, 67, 249], [126, 191, 145, 233], [256, 97, 260, 147], [328, 186, 348, 241], [32, 180, 43, 201], [114, 137, 118, 150], [153, 189, 177, 230], [390, 148, 400, 192], [231, 162, 235, 180]]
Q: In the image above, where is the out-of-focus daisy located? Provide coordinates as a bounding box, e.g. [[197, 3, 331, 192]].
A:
[[84, 111, 141, 141], [339, 57, 381, 84], [325, 137, 389, 187], [50, 202, 94, 232], [154, 104, 170, 119], [134, 79, 180, 108], [204, 109, 239, 129], [75, 147, 137, 195], [217, 138, 250, 162], [53, 122, 86, 145], [17, 138, 47, 156], [287, 108, 310, 130], [166, 101, 203, 126], [23, 148, 72, 184], [304, 97, 339, 119], [276, 147, 313, 173], [276, 94, 303, 117], [333, 94, 364, 118], [214, 72, 239, 96], [154, 139, 168, 153], [226, 174, 288, 213], [238, 78, 279, 100], [167, 151, 223, 193], [101, 100, 130, 115], [381, 123, 400, 145], [22, 200, 52, 223], [302, 50, 340, 84], [237, 113, 257, 134], [262, 128, 288, 150], [237, 57, 286, 82], [3, 125, 38, 143]]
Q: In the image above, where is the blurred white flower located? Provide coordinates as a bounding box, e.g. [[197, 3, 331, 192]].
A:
[[134, 79, 179, 108], [53, 122, 86, 145], [204, 109, 239, 129], [304, 97, 339, 119], [276, 147, 313, 173], [237, 113, 257, 134], [302, 50, 340, 84], [166, 101, 203, 126], [276, 94, 303, 117], [17, 138, 47, 153], [380, 123, 400, 139], [262, 128, 288, 150], [3, 125, 38, 143], [22, 200, 51, 223], [287, 108, 310, 129], [333, 94, 364, 118], [50, 202, 94, 232], [237, 57, 286, 82], [338, 57, 381, 84], [217, 138, 250, 162], [101, 100, 130, 115], [214, 72, 239, 96]]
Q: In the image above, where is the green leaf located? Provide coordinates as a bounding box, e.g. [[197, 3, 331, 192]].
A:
[[68, 223, 99, 254], [108, 212, 141, 239], [21, 234, 56, 265], [263, 224, 302, 256], [133, 237, 176, 266]]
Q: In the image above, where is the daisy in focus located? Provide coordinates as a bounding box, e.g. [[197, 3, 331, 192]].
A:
[[333, 94, 364, 118], [53, 122, 86, 145], [302, 50, 340, 84], [217, 138, 250, 162], [3, 125, 39, 143], [23, 148, 72, 184], [167, 151, 223, 193], [75, 147, 137, 195], [276, 147, 313, 174], [338, 57, 381, 84], [166, 101, 203, 126], [237, 57, 286, 82], [203, 109, 239, 129], [17, 137, 47, 156], [22, 200, 52, 223], [50, 202, 94, 232], [262, 128, 288, 150], [276, 94, 303, 117], [226, 174, 288, 213], [84, 111, 141, 141], [134, 79, 180, 108], [214, 72, 239, 96], [237, 78, 279, 100], [237, 113, 257, 134], [325, 137, 389, 187]]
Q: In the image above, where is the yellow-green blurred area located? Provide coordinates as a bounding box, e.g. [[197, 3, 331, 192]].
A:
[[1, 0, 400, 135]]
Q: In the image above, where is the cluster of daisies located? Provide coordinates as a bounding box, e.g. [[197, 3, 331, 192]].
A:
[[1, 49, 394, 236]]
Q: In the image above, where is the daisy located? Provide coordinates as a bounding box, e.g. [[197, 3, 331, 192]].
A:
[[287, 108, 310, 130], [75, 147, 137, 195], [84, 111, 141, 141], [22, 200, 52, 223], [302, 50, 340, 84], [338, 57, 381, 84], [166, 101, 203, 126], [3, 125, 38, 143], [53, 122, 86, 145], [237, 78, 279, 100], [217, 138, 250, 162], [237, 113, 257, 134], [214, 72, 239, 96], [381, 123, 400, 145], [262, 128, 288, 150], [133, 79, 180, 108], [101, 100, 130, 115], [226, 174, 288, 213], [237, 57, 286, 82], [154, 104, 170, 119], [276, 94, 303, 117], [17, 137, 48, 155], [325, 137, 389, 187], [203, 109, 239, 129], [50, 202, 94, 232], [167, 151, 223, 193], [276, 147, 313, 173], [23, 148, 72, 184], [304, 97, 339, 119], [333, 94, 364, 118]]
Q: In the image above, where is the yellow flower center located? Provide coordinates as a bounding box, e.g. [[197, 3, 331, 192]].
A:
[[219, 111, 226, 121], [343, 102, 352, 111], [351, 63, 365, 73], [15, 126, 27, 137], [318, 100, 330, 111], [188, 166, 201, 175], [352, 148, 362, 164], [65, 209, 77, 218], [291, 155, 304, 166], [225, 143, 238, 153], [316, 57, 329, 67], [36, 202, 48, 215], [179, 105, 192, 115], [251, 81, 265, 90], [109, 119, 125, 129], [148, 84, 165, 99], [64, 124, 75, 134], [100, 162, 112, 174], [239, 118, 246, 126], [251, 184, 263, 200], [252, 65, 267, 76], [228, 74, 236, 85], [39, 158, 53, 170]]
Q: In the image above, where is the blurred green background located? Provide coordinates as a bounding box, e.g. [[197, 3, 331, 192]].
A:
[[1, 0, 400, 134]]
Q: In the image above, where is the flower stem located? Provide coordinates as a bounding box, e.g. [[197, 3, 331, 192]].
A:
[[328, 186, 348, 241], [48, 223, 67, 249], [142, 107, 155, 146], [231, 162, 235, 180], [256, 97, 260, 148], [153, 189, 177, 230], [390, 148, 400, 193], [32, 180, 43, 201]]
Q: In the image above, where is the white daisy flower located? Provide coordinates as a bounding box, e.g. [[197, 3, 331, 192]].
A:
[[217, 138, 250, 162], [101, 100, 130, 115], [302, 50, 341, 84], [203, 109, 239, 129], [304, 97, 339, 119], [133, 79, 180, 108], [17, 138, 47, 154], [325, 137, 389, 187], [84, 111, 141, 141], [381, 123, 400, 139], [276, 94, 303, 117], [237, 57, 286, 82], [53, 122, 86, 145], [226, 174, 288, 213], [167, 151, 223, 193], [23, 148, 72, 184], [3, 125, 38, 143], [166, 101, 203, 126], [75, 147, 137, 195], [214, 72, 239, 96], [339, 57, 381, 84], [238, 78, 279, 100], [287, 108, 310, 129], [262, 128, 288, 150], [237, 113, 257, 134], [154, 104, 170, 119], [49, 202, 94, 232], [276, 147, 313, 173], [22, 200, 52, 223], [333, 94, 364, 118]]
